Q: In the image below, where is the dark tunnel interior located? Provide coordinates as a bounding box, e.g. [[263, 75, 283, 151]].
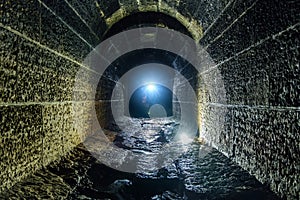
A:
[[0, 0, 299, 199]]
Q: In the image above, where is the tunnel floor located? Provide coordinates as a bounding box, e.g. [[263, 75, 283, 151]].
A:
[[1, 118, 280, 200]]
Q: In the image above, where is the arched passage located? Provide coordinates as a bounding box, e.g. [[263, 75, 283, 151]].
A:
[[0, 0, 298, 199]]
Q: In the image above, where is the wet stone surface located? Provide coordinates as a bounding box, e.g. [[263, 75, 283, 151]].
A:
[[1, 118, 280, 200]]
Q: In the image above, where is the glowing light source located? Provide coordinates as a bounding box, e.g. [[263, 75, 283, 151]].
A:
[[146, 84, 156, 92], [179, 133, 193, 144]]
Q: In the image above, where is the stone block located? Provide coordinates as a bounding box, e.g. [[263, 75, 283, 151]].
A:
[[205, 0, 299, 62], [42, 102, 93, 164], [119, 0, 139, 11], [202, 105, 233, 156], [0, 28, 81, 103], [0, 29, 18, 103], [1, 0, 41, 40], [42, 104, 66, 166], [70, 101, 94, 144], [0, 105, 43, 192], [200, 0, 257, 46], [40, 0, 100, 47], [202, 67, 227, 104], [95, 0, 120, 17], [268, 26, 300, 107], [37, 49, 82, 102], [218, 59, 246, 105], [181, 0, 229, 30], [40, 3, 92, 62], [232, 108, 299, 199], [0, 29, 44, 102], [161, 0, 180, 9], [15, 47, 78, 102], [217, 47, 269, 106], [64, 0, 107, 38]]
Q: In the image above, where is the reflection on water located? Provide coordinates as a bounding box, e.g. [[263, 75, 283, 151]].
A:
[[1, 118, 280, 200]]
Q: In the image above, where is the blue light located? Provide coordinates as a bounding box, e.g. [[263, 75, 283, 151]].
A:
[[146, 84, 156, 92], [129, 84, 173, 118]]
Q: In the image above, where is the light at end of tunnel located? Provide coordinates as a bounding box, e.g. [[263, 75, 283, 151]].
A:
[[179, 133, 193, 144], [146, 83, 156, 92]]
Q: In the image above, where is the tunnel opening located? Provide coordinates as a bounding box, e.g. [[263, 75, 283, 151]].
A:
[[95, 48, 199, 132], [129, 83, 173, 118], [98, 12, 198, 128], [97, 11, 198, 130], [92, 12, 203, 179]]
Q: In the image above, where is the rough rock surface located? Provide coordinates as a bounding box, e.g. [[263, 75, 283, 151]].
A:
[[1, 119, 280, 200]]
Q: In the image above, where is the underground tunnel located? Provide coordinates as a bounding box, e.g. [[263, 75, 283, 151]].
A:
[[0, 0, 299, 199]]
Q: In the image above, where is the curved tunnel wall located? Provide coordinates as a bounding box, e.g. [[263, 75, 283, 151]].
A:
[[0, 0, 299, 199], [197, 1, 299, 199]]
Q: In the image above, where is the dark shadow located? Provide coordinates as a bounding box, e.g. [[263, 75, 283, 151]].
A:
[[102, 11, 192, 40]]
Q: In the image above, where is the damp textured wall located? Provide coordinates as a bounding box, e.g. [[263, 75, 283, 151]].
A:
[[197, 1, 299, 199], [0, 0, 299, 199]]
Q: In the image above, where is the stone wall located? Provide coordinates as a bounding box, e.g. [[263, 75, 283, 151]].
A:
[[1, 0, 298, 198], [0, 0, 206, 192], [197, 0, 299, 199], [0, 0, 104, 192]]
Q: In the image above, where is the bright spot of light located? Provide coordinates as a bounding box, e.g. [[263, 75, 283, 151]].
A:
[[179, 133, 193, 144], [146, 84, 156, 92]]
